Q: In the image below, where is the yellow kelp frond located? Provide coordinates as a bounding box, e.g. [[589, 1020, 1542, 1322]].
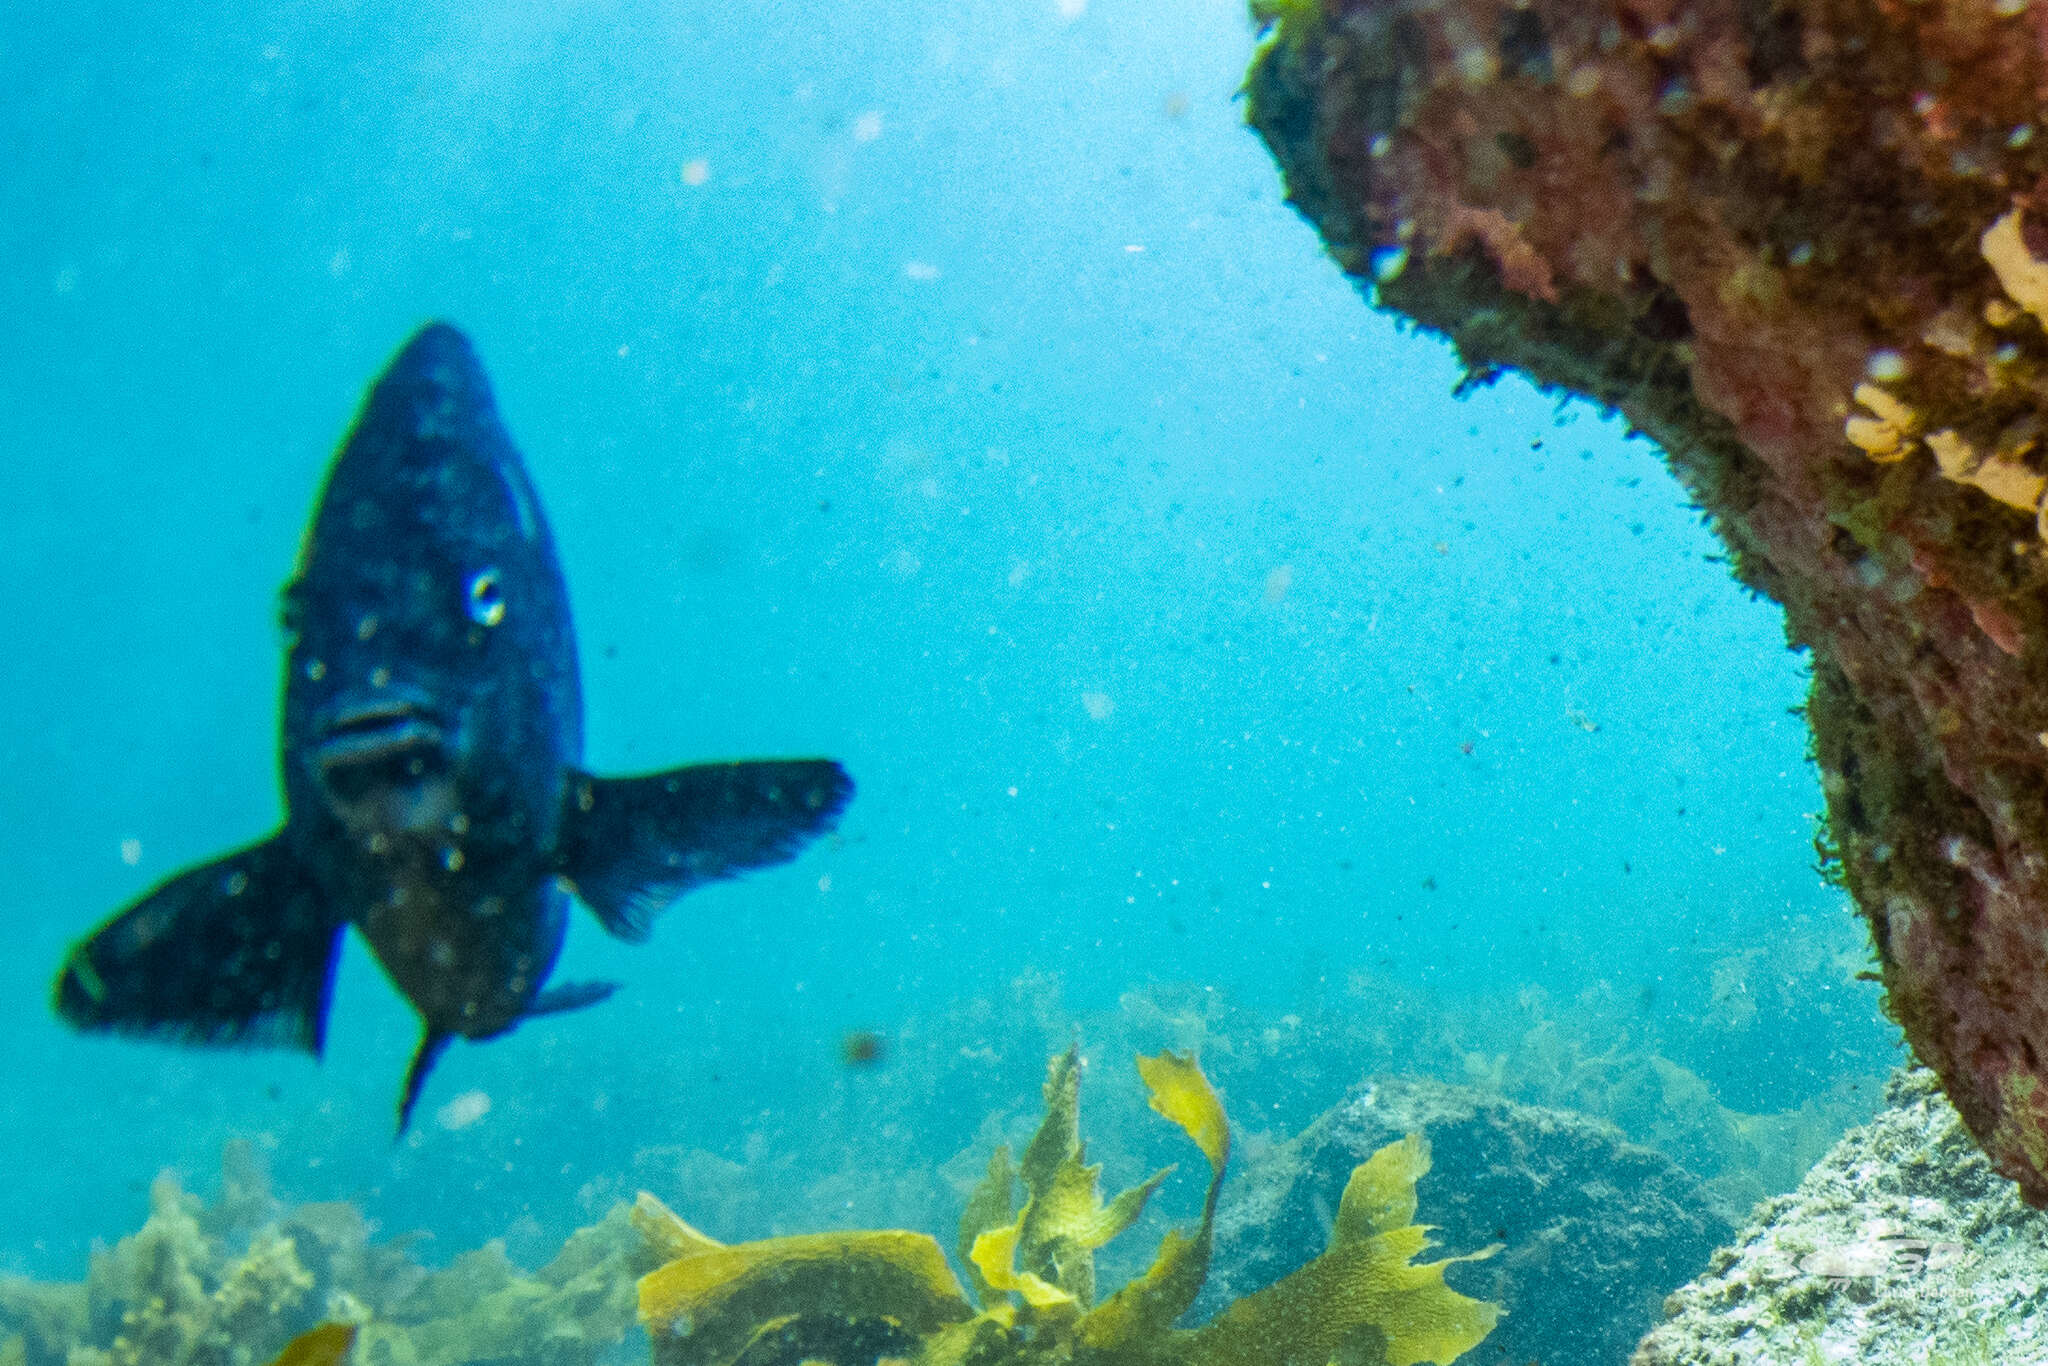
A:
[[986, 1047, 1172, 1308], [1332, 1131, 1428, 1246], [1182, 1136, 1500, 1366], [1075, 1051, 1231, 1353], [968, 1220, 1073, 1310], [631, 1192, 721, 1265], [1076, 1222, 1213, 1355], [639, 1230, 973, 1366], [957, 1145, 1016, 1306], [636, 1058, 1500, 1366], [1138, 1049, 1229, 1175], [264, 1322, 356, 1366], [1030, 1148, 1171, 1303], [1018, 1047, 1084, 1195]]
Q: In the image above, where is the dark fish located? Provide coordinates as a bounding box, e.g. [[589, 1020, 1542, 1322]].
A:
[[54, 323, 852, 1133]]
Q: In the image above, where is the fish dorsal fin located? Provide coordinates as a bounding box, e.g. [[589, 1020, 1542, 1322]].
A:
[[54, 834, 345, 1055], [556, 760, 853, 942], [396, 1028, 454, 1137]]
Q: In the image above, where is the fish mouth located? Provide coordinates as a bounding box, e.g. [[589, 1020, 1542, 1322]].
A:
[[313, 694, 452, 802]]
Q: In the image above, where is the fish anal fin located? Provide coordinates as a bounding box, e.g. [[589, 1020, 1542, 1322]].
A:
[[557, 759, 852, 942], [525, 979, 617, 1019], [397, 1028, 453, 1137], [54, 834, 343, 1055]]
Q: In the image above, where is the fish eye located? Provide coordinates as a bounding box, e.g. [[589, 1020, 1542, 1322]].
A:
[[466, 569, 506, 627]]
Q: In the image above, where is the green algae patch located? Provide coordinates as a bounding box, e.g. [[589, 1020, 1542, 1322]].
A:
[[0, 1139, 660, 1366], [638, 1049, 1500, 1366]]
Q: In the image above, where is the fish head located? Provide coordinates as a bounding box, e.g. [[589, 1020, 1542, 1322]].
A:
[[280, 324, 582, 848]]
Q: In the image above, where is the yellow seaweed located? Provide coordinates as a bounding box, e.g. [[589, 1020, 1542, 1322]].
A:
[[1076, 1049, 1231, 1352], [1334, 1131, 1428, 1244], [1183, 1225, 1500, 1366], [640, 1230, 973, 1366], [1137, 1049, 1229, 1173], [971, 1047, 1173, 1310], [264, 1322, 356, 1366], [957, 1145, 1016, 1306], [635, 1049, 1502, 1366]]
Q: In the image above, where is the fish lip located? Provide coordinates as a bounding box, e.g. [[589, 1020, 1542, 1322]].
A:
[[313, 692, 449, 769]]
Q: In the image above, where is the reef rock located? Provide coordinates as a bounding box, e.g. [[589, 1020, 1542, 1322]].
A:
[[1635, 1067, 2048, 1364], [1246, 0, 2048, 1203], [1202, 1074, 1731, 1366]]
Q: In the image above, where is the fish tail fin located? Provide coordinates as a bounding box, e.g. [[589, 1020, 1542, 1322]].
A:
[[54, 833, 343, 1054], [396, 1028, 453, 1138], [556, 759, 852, 942]]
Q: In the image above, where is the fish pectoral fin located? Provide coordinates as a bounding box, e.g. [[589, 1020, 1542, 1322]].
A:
[[396, 1027, 453, 1138], [556, 759, 853, 942], [524, 979, 618, 1018], [54, 834, 344, 1056]]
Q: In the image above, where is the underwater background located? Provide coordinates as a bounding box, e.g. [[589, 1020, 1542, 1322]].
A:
[[0, 0, 1892, 1297]]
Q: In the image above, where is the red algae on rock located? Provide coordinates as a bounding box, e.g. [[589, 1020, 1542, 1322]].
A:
[[1246, 0, 2048, 1202]]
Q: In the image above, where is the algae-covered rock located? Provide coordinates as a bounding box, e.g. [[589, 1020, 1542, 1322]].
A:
[[1204, 1075, 1733, 1366], [1242, 0, 2048, 1207], [1636, 1067, 2048, 1364]]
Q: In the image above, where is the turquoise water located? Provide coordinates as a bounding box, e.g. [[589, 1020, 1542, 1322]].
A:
[[0, 0, 1888, 1281]]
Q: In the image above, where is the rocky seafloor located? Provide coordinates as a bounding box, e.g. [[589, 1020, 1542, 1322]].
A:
[[1636, 1067, 2048, 1365], [1207, 1075, 1734, 1366]]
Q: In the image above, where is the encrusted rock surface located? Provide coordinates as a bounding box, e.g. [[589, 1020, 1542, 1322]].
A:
[[1635, 1067, 2048, 1364], [1246, 0, 2048, 1202], [1202, 1074, 1732, 1366]]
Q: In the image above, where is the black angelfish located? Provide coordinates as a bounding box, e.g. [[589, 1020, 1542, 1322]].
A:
[[54, 322, 852, 1132]]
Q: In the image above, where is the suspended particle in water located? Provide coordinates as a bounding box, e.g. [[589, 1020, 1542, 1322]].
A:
[[437, 1090, 491, 1131]]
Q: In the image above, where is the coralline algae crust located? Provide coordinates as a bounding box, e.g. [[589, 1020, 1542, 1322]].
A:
[[1636, 1068, 2048, 1365], [1246, 0, 2048, 1205]]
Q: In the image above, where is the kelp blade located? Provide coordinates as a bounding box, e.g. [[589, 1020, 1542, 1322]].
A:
[[1136, 1050, 1229, 1173], [1332, 1132, 1428, 1245], [1183, 1205, 1499, 1366], [1076, 1051, 1233, 1351], [265, 1322, 357, 1366], [640, 1230, 973, 1366]]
